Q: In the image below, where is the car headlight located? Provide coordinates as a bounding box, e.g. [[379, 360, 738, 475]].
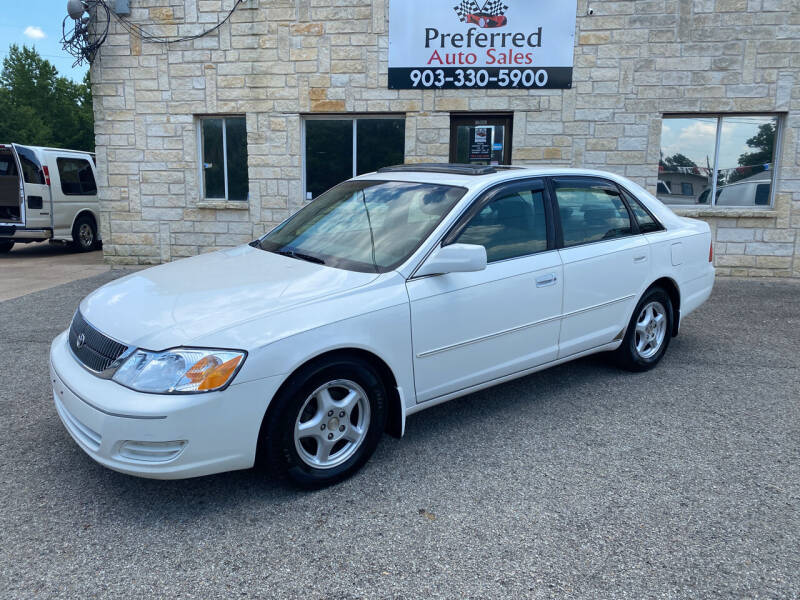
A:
[[112, 348, 246, 394]]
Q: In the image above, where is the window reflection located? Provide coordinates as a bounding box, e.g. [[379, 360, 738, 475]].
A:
[[657, 115, 778, 207], [658, 117, 716, 206]]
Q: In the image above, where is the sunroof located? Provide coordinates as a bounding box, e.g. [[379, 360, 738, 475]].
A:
[[377, 163, 498, 176]]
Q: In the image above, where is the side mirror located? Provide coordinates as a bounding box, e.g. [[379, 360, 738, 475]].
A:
[[416, 243, 487, 277]]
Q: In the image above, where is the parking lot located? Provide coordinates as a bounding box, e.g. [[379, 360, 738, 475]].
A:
[[0, 242, 108, 301], [0, 271, 798, 599]]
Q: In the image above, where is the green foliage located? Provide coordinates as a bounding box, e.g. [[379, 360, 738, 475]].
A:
[[738, 121, 775, 168], [659, 153, 698, 170], [0, 45, 94, 151]]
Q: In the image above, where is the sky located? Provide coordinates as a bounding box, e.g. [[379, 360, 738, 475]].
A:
[[0, 0, 90, 82], [661, 116, 777, 171]]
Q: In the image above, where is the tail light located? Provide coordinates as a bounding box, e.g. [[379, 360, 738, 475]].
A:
[[709, 241, 713, 263], [42, 165, 51, 186]]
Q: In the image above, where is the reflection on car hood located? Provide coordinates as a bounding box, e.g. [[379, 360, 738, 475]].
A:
[[79, 245, 379, 349]]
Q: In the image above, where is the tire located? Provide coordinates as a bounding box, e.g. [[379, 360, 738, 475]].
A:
[[71, 214, 97, 252], [0, 241, 13, 253], [259, 355, 388, 488], [615, 287, 673, 372]]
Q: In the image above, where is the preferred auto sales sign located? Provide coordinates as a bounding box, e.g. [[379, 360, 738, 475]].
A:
[[388, 0, 577, 90]]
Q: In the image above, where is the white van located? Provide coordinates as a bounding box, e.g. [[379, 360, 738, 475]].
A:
[[0, 143, 101, 253]]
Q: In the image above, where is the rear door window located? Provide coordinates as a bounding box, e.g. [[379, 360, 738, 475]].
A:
[[552, 178, 633, 247], [619, 188, 663, 233], [15, 146, 45, 184], [57, 157, 97, 196]]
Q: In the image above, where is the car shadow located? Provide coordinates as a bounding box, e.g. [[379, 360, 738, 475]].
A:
[[0, 240, 101, 258]]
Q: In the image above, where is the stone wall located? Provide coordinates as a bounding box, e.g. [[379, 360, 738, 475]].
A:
[[91, 0, 800, 276]]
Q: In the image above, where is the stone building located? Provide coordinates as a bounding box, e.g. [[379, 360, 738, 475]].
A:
[[90, 0, 800, 277]]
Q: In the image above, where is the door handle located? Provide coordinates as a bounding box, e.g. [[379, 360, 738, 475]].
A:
[[536, 273, 557, 287], [633, 255, 647, 263]]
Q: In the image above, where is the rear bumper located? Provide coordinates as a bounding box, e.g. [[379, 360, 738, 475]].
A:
[[49, 331, 283, 479], [0, 227, 52, 241]]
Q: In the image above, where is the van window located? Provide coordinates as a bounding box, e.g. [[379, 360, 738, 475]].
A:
[[16, 146, 45, 185], [755, 183, 770, 206], [57, 158, 97, 196], [0, 153, 18, 177]]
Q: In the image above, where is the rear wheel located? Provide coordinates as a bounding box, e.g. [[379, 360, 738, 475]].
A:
[[615, 287, 673, 372], [259, 356, 388, 488], [0, 241, 13, 253], [71, 214, 97, 252]]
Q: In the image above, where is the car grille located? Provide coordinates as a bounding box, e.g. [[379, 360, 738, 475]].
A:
[[68, 311, 129, 374]]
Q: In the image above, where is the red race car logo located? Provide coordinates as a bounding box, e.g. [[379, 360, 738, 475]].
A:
[[465, 12, 507, 28], [454, 1, 510, 28]]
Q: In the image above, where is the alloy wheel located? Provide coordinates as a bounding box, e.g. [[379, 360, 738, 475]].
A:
[[634, 301, 667, 359], [293, 379, 371, 470]]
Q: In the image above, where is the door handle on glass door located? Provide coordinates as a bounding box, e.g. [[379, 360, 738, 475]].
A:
[[536, 273, 557, 287]]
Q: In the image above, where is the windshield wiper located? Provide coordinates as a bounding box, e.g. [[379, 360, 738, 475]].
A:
[[275, 249, 325, 265]]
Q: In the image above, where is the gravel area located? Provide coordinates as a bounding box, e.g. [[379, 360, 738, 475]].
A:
[[0, 273, 798, 599]]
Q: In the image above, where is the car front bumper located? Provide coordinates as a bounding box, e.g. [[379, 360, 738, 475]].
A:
[[49, 331, 283, 479]]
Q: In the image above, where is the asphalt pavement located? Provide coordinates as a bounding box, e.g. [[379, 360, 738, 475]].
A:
[[0, 273, 798, 599]]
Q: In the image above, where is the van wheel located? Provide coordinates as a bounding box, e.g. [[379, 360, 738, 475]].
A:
[[615, 287, 673, 372], [259, 355, 388, 488], [72, 215, 97, 252], [0, 241, 13, 253]]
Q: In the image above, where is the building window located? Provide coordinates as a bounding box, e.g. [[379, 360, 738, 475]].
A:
[[658, 115, 779, 208], [198, 116, 248, 201], [304, 116, 405, 200]]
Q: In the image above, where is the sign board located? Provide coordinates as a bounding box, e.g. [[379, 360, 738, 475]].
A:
[[389, 0, 577, 90], [469, 127, 492, 161]]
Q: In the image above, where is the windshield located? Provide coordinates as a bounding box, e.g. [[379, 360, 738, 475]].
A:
[[258, 180, 467, 273]]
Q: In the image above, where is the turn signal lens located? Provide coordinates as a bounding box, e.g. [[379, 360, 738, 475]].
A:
[[709, 241, 714, 263], [196, 356, 243, 391]]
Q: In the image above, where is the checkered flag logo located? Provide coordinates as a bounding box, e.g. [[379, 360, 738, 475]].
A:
[[482, 0, 509, 16], [453, 0, 509, 21], [454, 0, 482, 21]]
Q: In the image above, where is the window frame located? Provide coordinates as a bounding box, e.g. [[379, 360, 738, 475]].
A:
[[659, 113, 783, 209], [196, 115, 248, 202], [301, 114, 407, 201], [442, 178, 556, 263]]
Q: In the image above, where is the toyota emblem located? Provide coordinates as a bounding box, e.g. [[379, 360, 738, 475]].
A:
[[76, 333, 86, 349]]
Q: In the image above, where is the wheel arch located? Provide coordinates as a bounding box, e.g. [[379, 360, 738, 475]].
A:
[[256, 348, 405, 463], [647, 276, 681, 336], [71, 209, 101, 240]]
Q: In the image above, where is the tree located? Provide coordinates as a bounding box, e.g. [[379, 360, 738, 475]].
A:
[[738, 121, 775, 168], [659, 153, 698, 170], [0, 44, 94, 151]]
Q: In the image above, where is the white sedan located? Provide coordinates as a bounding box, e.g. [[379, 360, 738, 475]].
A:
[[50, 165, 715, 486]]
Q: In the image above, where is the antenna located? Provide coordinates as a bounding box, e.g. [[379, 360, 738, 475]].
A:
[[66, 0, 86, 20]]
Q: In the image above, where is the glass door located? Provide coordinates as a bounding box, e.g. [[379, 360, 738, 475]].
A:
[[449, 114, 513, 166]]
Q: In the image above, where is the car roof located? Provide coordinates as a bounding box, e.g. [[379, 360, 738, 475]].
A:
[[356, 165, 639, 191]]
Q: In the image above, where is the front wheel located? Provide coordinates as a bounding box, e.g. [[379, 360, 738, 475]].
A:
[[615, 288, 673, 372], [0, 241, 13, 253], [259, 356, 387, 488]]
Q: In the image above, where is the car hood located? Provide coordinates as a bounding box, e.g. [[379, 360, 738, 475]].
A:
[[79, 245, 379, 350]]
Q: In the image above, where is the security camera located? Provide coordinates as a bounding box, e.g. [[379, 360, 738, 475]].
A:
[[587, 7, 594, 15]]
